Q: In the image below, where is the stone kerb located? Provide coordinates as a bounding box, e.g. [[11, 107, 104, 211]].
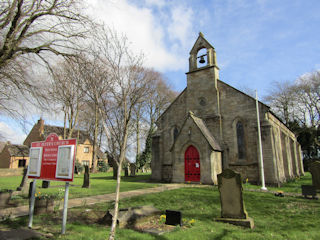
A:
[[309, 161, 320, 190], [215, 169, 254, 228]]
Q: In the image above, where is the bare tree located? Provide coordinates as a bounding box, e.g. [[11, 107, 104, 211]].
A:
[[146, 71, 177, 131], [0, 0, 90, 116], [135, 70, 177, 170], [295, 71, 320, 127], [79, 28, 153, 240], [264, 81, 296, 125], [48, 58, 86, 138]]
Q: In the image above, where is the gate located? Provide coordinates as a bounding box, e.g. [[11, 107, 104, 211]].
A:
[[185, 145, 200, 182]]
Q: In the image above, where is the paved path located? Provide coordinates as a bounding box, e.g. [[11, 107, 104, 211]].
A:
[[0, 184, 184, 220]]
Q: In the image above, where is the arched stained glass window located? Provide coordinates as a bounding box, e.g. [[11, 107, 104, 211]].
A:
[[236, 121, 246, 159]]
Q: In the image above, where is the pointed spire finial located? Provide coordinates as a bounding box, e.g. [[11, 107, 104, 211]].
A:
[[199, 32, 204, 37]]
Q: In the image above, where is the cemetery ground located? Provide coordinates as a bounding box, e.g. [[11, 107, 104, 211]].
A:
[[0, 173, 319, 239]]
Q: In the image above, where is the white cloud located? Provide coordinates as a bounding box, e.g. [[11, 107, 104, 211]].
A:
[[85, 0, 194, 72], [167, 6, 194, 49], [0, 122, 26, 144]]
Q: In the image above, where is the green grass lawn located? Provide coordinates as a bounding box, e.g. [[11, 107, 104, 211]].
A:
[[1, 186, 319, 240], [243, 172, 313, 193], [0, 172, 159, 205]]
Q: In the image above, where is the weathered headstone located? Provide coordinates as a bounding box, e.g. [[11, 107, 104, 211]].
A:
[[301, 185, 318, 199], [124, 166, 129, 177], [309, 161, 320, 190], [130, 163, 136, 177], [16, 167, 29, 193], [215, 169, 254, 228], [82, 165, 90, 188]]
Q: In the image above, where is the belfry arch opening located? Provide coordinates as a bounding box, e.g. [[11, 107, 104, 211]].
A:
[[197, 48, 207, 68]]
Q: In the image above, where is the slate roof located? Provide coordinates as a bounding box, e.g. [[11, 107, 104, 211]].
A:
[[189, 112, 222, 151], [43, 125, 92, 144], [170, 111, 222, 152], [7, 144, 29, 156]]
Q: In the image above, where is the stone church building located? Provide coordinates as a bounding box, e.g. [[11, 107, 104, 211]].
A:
[[151, 33, 304, 185]]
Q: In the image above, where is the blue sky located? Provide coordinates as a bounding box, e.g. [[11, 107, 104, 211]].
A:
[[1, 0, 320, 144]]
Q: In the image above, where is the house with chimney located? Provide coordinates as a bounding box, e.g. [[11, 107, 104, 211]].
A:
[[0, 143, 29, 168], [0, 118, 105, 169]]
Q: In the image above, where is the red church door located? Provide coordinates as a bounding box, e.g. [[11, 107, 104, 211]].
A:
[[185, 145, 200, 182]]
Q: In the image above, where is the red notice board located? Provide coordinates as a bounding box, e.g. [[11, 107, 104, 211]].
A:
[[28, 133, 77, 182]]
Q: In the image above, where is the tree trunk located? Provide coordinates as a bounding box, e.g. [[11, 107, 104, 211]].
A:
[[63, 110, 67, 139], [91, 104, 98, 172], [136, 112, 140, 157], [108, 127, 129, 240]]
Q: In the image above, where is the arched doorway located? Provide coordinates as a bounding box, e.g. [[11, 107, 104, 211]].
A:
[[185, 145, 200, 182]]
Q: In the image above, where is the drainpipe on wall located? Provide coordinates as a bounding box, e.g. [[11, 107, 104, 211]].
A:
[[256, 90, 267, 191]]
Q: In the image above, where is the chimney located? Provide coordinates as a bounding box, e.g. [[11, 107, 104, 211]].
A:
[[38, 118, 44, 135]]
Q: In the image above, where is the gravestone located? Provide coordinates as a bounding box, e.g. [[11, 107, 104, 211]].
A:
[[16, 167, 30, 193], [42, 180, 50, 188], [301, 185, 318, 199], [82, 166, 90, 188], [165, 210, 182, 226], [124, 166, 129, 177], [130, 163, 136, 177], [215, 169, 254, 228], [309, 161, 320, 190]]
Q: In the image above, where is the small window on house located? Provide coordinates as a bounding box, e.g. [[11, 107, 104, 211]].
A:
[[18, 159, 26, 167], [82, 160, 90, 166], [236, 121, 246, 159], [84, 147, 89, 153]]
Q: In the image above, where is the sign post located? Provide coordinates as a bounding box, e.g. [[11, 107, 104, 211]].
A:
[[28, 180, 37, 228], [62, 182, 70, 234], [27, 133, 76, 234]]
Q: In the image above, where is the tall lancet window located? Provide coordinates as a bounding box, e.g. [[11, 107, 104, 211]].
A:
[[236, 121, 246, 159], [173, 127, 179, 142]]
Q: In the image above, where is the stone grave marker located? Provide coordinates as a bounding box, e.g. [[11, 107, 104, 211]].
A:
[[301, 185, 318, 199], [215, 169, 254, 228], [309, 161, 320, 190], [16, 167, 30, 194], [165, 210, 182, 226], [124, 166, 129, 177], [42, 180, 50, 188], [82, 165, 90, 188], [130, 163, 136, 177]]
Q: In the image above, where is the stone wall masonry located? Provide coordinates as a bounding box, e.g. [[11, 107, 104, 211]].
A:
[[151, 136, 161, 181], [0, 168, 24, 176], [260, 126, 278, 184], [273, 126, 286, 182], [267, 113, 303, 180]]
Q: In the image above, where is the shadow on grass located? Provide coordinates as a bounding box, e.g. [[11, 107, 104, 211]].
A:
[[1, 216, 28, 229]]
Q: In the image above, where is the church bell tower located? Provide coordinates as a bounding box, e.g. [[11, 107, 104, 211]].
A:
[[186, 33, 220, 117]]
